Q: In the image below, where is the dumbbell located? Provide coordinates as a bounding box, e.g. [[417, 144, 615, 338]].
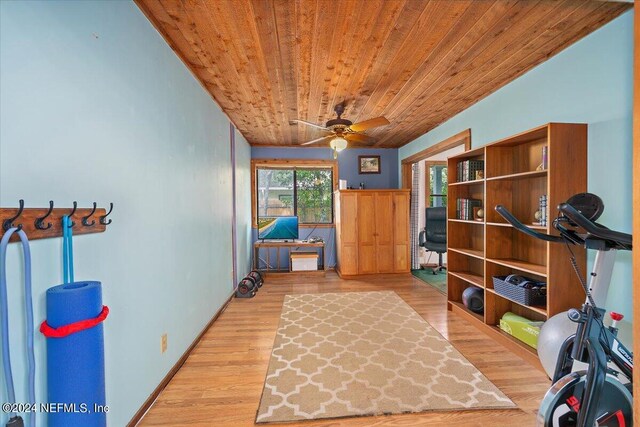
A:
[[236, 277, 257, 298], [246, 270, 264, 288]]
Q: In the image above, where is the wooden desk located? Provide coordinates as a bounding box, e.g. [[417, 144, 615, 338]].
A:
[[253, 241, 326, 273]]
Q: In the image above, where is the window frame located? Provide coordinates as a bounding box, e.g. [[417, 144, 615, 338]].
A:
[[424, 161, 447, 208], [251, 159, 338, 228]]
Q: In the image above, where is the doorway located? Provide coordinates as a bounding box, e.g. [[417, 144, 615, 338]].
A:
[[400, 130, 471, 294]]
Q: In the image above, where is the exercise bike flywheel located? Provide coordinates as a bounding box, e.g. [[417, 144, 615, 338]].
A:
[[536, 371, 633, 427]]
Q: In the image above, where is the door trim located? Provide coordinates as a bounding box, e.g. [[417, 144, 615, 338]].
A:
[[632, 0, 638, 420], [400, 129, 471, 188]]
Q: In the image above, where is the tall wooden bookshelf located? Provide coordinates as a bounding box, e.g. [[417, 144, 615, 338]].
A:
[[446, 123, 587, 369]]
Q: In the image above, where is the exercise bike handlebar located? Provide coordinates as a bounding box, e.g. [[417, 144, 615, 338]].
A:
[[494, 205, 565, 243], [558, 203, 632, 249]]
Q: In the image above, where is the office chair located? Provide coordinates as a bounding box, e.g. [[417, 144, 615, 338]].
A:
[[418, 207, 447, 274]]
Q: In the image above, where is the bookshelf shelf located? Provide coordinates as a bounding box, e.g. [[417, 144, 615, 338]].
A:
[[486, 258, 547, 277], [449, 179, 484, 187], [486, 170, 547, 181], [446, 123, 587, 368], [449, 247, 484, 260], [486, 222, 547, 231], [485, 288, 547, 316], [449, 270, 484, 288], [448, 219, 484, 225]]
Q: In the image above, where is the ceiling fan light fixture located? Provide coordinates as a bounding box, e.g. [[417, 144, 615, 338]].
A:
[[330, 136, 348, 152]]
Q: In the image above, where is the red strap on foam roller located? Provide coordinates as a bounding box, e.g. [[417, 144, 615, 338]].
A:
[[40, 305, 109, 338]]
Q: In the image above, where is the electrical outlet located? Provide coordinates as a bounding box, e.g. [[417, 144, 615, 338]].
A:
[[161, 333, 167, 354]]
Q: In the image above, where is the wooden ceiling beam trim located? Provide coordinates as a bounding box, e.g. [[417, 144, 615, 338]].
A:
[[398, 1, 627, 146]]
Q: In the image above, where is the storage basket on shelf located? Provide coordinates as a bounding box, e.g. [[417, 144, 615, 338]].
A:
[[492, 275, 546, 307]]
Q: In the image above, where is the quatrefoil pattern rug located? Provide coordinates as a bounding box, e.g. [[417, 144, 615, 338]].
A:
[[256, 291, 514, 423]]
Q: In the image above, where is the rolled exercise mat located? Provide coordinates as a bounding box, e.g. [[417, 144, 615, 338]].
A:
[[41, 281, 108, 427]]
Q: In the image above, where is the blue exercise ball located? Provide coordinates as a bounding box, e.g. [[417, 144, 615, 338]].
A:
[[538, 311, 578, 379]]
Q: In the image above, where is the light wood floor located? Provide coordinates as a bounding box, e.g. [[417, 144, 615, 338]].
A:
[[140, 273, 550, 426]]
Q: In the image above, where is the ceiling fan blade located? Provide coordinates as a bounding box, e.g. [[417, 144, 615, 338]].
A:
[[345, 133, 375, 144], [300, 135, 333, 146], [289, 119, 331, 132], [349, 116, 390, 132]]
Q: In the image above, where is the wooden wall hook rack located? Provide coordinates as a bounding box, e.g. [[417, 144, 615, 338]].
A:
[[0, 200, 112, 243]]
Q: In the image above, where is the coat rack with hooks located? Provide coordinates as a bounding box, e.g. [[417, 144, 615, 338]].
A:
[[0, 200, 113, 242]]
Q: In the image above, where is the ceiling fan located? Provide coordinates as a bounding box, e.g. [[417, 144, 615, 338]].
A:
[[290, 103, 389, 157]]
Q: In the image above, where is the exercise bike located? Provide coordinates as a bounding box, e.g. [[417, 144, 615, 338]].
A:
[[495, 193, 633, 427]]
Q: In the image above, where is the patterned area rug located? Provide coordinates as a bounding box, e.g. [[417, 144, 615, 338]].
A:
[[256, 291, 514, 423], [412, 269, 447, 294]]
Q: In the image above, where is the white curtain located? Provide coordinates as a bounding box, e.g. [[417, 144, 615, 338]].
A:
[[410, 163, 421, 270]]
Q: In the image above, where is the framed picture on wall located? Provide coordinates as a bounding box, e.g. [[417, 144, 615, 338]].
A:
[[358, 155, 381, 174]]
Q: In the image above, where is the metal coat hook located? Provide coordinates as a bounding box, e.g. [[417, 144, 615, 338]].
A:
[[67, 201, 78, 228], [3, 199, 25, 231], [82, 202, 97, 227], [99, 203, 113, 225], [35, 200, 54, 230]]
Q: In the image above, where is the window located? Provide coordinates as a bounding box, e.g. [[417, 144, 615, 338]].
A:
[[256, 167, 333, 224], [426, 162, 447, 207]]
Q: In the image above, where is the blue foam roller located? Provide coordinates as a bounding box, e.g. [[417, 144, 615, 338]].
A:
[[45, 281, 106, 427]]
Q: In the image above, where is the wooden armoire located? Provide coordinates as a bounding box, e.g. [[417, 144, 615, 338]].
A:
[[334, 189, 411, 277]]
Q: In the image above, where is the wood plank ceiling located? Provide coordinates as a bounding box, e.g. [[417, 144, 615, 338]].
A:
[[136, 0, 631, 148]]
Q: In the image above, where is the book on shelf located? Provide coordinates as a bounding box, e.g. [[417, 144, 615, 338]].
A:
[[456, 198, 482, 220], [456, 159, 484, 182], [539, 194, 548, 226]]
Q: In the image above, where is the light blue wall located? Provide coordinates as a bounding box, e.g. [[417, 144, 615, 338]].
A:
[[399, 11, 634, 340], [0, 1, 244, 425], [235, 130, 253, 278]]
